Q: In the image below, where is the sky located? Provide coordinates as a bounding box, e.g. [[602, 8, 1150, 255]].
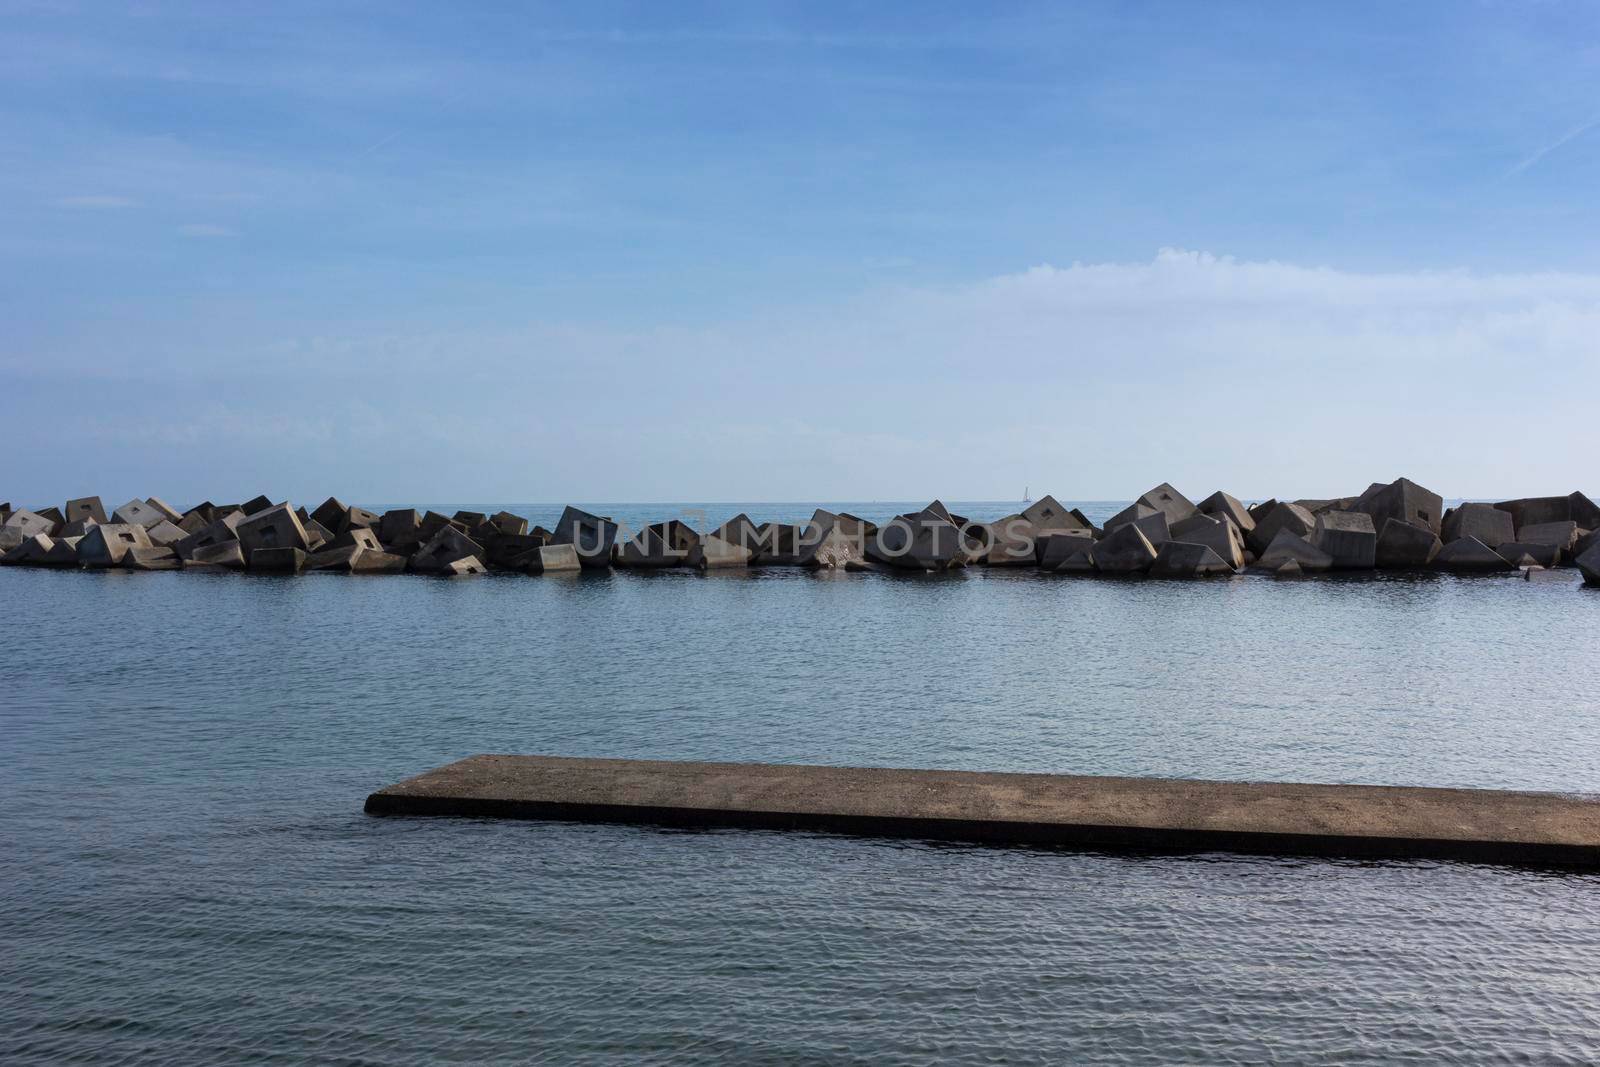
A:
[[3, 0, 1599, 507]]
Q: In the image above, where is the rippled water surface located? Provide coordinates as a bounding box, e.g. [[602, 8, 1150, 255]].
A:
[[4, 501, 1600, 1064]]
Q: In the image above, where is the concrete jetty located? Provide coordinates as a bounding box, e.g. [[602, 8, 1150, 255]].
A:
[[365, 755, 1600, 868]]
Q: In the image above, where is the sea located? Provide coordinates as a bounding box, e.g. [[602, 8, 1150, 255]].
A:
[[4, 501, 1599, 1064]]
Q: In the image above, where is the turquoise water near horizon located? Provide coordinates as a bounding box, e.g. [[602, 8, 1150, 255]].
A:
[[4, 499, 1599, 1064]]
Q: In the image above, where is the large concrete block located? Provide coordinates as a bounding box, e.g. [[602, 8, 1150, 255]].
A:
[[1169, 515, 1245, 570], [145, 520, 188, 548], [124, 545, 180, 571], [442, 557, 486, 576], [302, 519, 333, 552], [1137, 482, 1197, 525], [145, 497, 183, 524], [76, 523, 152, 568], [1246, 498, 1278, 525], [236, 503, 310, 559], [1442, 503, 1515, 549], [753, 522, 805, 565], [1245, 502, 1315, 556], [1569, 491, 1600, 531], [1374, 519, 1441, 569], [189, 540, 246, 569], [981, 515, 1040, 566], [798, 510, 869, 570], [553, 506, 618, 570], [307, 544, 397, 572], [1516, 521, 1579, 554], [175, 512, 244, 560], [2, 534, 77, 567], [310, 497, 353, 533], [2, 508, 55, 542], [1037, 532, 1097, 571], [1357, 477, 1443, 536], [689, 516, 758, 569], [618, 521, 698, 568], [1090, 523, 1157, 573], [1021, 495, 1092, 534], [1197, 491, 1255, 532], [1577, 543, 1600, 586], [65, 496, 108, 524], [1493, 496, 1571, 530], [330, 526, 386, 554], [486, 531, 549, 569], [1495, 542, 1561, 568], [240, 495, 274, 516], [517, 543, 582, 574], [111, 499, 164, 528], [250, 547, 308, 573], [491, 511, 529, 537], [1434, 536, 1511, 572], [380, 509, 424, 549], [1314, 511, 1377, 569], [869, 503, 973, 571], [1256, 530, 1333, 572], [410, 525, 485, 573], [1149, 541, 1233, 578]]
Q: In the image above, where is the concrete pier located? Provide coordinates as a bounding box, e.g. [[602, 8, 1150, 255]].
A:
[[366, 755, 1600, 868]]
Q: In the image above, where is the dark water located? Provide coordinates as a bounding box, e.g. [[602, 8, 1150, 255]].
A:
[[4, 502, 1600, 1064]]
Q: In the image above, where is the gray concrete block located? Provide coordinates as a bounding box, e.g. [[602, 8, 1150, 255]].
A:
[[250, 546, 308, 573], [1245, 502, 1315, 556], [1021, 494, 1091, 533], [1150, 541, 1233, 578], [1434, 536, 1511, 572], [111, 498, 164, 528], [1170, 515, 1245, 570], [1577, 543, 1600, 586], [240, 495, 275, 516], [380, 509, 423, 546], [618, 521, 698, 568], [1516, 521, 1579, 553], [1256, 530, 1334, 572], [76, 523, 151, 568], [491, 511, 529, 537], [1197, 490, 1255, 532], [1442, 503, 1515, 549], [409, 526, 485, 573], [175, 513, 244, 560], [753, 522, 805, 565], [145, 497, 183, 524], [1314, 510, 1377, 569], [1493, 496, 1571, 530], [236, 503, 311, 557], [124, 545, 180, 570], [145, 520, 188, 548], [1089, 522, 1157, 573], [189, 541, 246, 569], [1375, 519, 1441, 568], [517, 543, 582, 574], [1137, 482, 1197, 525], [1569, 491, 1600, 531], [553, 506, 618, 569], [1495, 541, 1561, 568], [1037, 532, 1097, 571], [65, 496, 107, 524], [1357, 477, 1443, 536]]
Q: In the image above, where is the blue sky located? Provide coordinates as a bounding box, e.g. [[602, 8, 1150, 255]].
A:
[[4, 1, 1599, 505]]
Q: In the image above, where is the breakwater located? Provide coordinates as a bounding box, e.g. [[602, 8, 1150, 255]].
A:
[[4, 478, 1599, 582], [366, 754, 1600, 867]]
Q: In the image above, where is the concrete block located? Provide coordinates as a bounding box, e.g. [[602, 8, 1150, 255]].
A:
[[1442, 504, 1515, 549], [236, 503, 311, 558], [1434, 536, 1511, 572], [1090, 522, 1157, 573], [1245, 502, 1315, 556], [618, 521, 698, 568], [65, 496, 107, 524], [1169, 515, 1245, 570], [310, 497, 352, 532], [1137, 482, 1197, 525], [1569, 491, 1600, 531], [2, 509, 55, 541], [553, 506, 618, 569], [516, 543, 582, 574], [980, 515, 1039, 566], [189, 541, 246, 569], [1021, 495, 1092, 534], [1197, 491, 1255, 532], [1246, 498, 1278, 525], [486, 531, 549, 569], [869, 503, 971, 571], [177, 511, 209, 535], [441, 557, 486, 576], [347, 505, 381, 529], [250, 547, 308, 573], [409, 525, 485, 573], [692, 535, 754, 569], [76, 523, 152, 568], [1374, 519, 1441, 569], [1103, 501, 1156, 532], [491, 511, 529, 537], [1493, 496, 1571, 530], [111, 498, 164, 528], [352, 550, 408, 573], [1577, 543, 1600, 586], [1516, 521, 1579, 553], [145, 497, 183, 524], [1313, 510, 1377, 569], [1037, 533, 1097, 571], [1495, 542, 1561, 568], [124, 545, 180, 571], [1256, 530, 1334, 572], [452, 510, 488, 529], [798, 510, 869, 570], [302, 519, 333, 552], [1357, 477, 1443, 536], [330, 526, 385, 554], [753, 522, 805, 565], [1150, 541, 1233, 578], [29, 506, 63, 529], [380, 509, 424, 548], [145, 520, 188, 548], [175, 513, 244, 560], [2, 534, 64, 567], [240, 495, 275, 516], [59, 519, 97, 539]]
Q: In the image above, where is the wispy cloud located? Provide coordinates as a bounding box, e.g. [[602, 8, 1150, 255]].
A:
[[177, 223, 236, 238], [54, 195, 136, 209], [1507, 114, 1600, 177]]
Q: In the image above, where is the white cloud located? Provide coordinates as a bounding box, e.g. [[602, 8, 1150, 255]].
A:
[[177, 223, 236, 238]]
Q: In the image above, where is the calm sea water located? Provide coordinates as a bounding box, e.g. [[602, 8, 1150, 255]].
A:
[[4, 501, 1600, 1065]]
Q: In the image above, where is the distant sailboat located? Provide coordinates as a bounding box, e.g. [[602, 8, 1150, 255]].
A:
[[1022, 485, 1032, 504]]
